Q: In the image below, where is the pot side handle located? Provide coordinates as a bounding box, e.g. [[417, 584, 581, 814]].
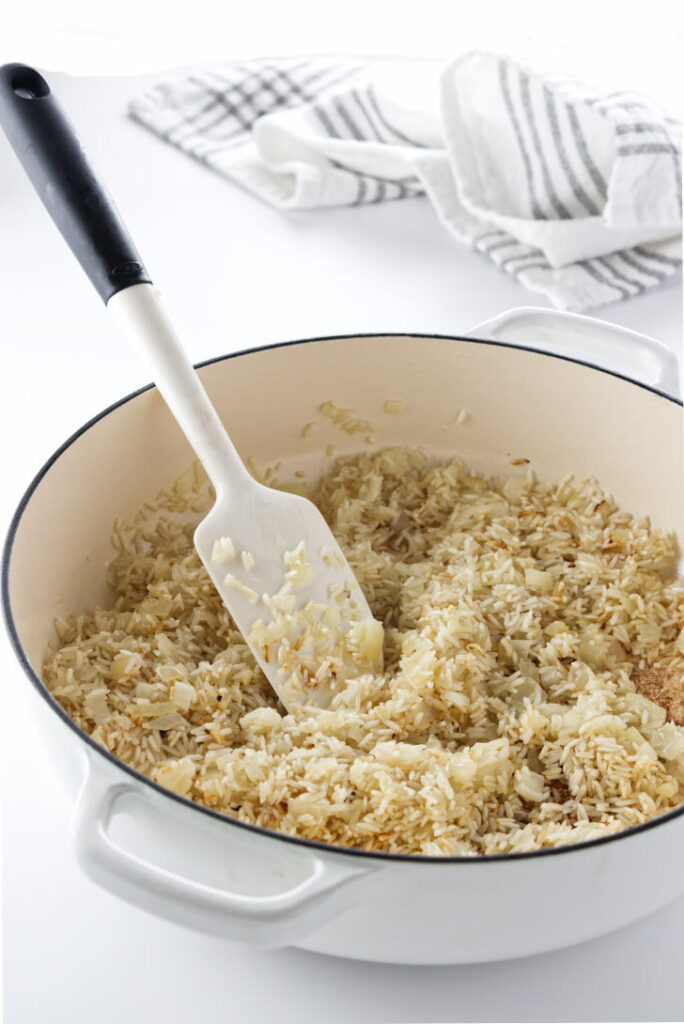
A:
[[73, 759, 375, 946], [465, 306, 680, 398]]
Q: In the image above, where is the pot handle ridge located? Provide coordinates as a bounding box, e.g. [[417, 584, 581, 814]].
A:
[[73, 757, 375, 945], [465, 306, 679, 398]]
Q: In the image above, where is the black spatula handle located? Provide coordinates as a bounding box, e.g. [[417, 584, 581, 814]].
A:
[[0, 63, 151, 302]]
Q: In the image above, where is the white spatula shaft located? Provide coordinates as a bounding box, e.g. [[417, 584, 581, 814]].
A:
[[107, 283, 251, 496]]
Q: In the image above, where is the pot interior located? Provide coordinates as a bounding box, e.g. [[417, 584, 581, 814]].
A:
[[7, 334, 684, 681]]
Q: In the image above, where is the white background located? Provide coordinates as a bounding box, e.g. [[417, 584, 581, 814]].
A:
[[1, 6, 683, 1022]]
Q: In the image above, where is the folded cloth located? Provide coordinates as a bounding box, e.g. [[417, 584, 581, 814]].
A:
[[129, 54, 682, 311]]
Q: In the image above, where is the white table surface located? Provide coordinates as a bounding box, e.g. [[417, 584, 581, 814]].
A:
[[1, 72, 682, 1024]]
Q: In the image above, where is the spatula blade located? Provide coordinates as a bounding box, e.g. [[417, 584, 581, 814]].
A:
[[194, 482, 382, 711]]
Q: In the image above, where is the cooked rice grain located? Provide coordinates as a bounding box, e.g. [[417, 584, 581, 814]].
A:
[[43, 449, 684, 855]]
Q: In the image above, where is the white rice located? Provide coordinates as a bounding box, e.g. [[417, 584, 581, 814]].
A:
[[43, 448, 684, 856]]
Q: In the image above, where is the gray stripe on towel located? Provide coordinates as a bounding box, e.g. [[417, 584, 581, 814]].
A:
[[543, 85, 600, 215], [633, 245, 682, 269], [365, 86, 430, 148], [615, 251, 666, 283], [596, 256, 644, 295], [498, 60, 545, 219], [519, 69, 572, 219], [331, 96, 366, 140], [566, 104, 608, 200], [581, 260, 630, 298]]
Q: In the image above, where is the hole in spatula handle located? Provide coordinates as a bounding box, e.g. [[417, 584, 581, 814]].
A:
[[10, 66, 50, 100]]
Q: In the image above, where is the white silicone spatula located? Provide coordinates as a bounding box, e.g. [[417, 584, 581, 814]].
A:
[[0, 63, 382, 710]]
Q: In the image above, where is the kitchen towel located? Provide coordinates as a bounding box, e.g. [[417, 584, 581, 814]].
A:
[[129, 54, 682, 311]]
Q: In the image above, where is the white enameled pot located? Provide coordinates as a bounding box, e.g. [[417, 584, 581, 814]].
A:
[[3, 307, 684, 966]]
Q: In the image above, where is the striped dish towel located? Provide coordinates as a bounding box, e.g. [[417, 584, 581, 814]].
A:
[[129, 54, 682, 312]]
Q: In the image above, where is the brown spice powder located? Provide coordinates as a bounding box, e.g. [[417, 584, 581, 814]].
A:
[[548, 779, 573, 805], [633, 664, 684, 727]]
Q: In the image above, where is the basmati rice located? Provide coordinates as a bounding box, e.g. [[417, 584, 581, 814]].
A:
[[42, 448, 684, 855]]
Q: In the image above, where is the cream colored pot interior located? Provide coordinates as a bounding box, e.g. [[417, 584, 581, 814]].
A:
[[9, 334, 684, 678]]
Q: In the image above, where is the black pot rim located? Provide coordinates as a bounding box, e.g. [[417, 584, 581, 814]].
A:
[[3, 330, 683, 866]]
